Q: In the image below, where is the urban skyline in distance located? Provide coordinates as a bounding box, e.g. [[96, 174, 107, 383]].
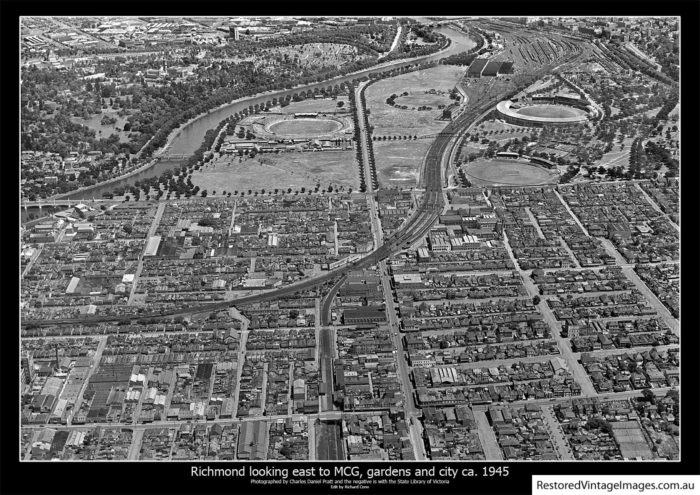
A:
[[20, 15, 679, 464]]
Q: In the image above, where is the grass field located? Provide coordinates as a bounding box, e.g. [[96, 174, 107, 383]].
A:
[[515, 104, 586, 119], [457, 144, 487, 162], [268, 118, 343, 137], [191, 150, 358, 194], [597, 137, 634, 169], [365, 65, 466, 137], [395, 93, 451, 108], [271, 96, 350, 114], [464, 159, 559, 186], [374, 140, 431, 188]]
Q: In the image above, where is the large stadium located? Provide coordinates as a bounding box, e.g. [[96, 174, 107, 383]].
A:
[[496, 97, 594, 127]]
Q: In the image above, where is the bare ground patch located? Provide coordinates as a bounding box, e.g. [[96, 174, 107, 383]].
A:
[[374, 140, 432, 188]]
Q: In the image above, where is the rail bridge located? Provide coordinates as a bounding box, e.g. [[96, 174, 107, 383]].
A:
[[20, 199, 112, 210]]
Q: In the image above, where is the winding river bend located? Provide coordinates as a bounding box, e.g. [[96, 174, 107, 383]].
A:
[[62, 26, 476, 200]]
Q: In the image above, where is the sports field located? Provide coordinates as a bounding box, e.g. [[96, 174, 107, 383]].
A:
[[515, 104, 586, 119], [268, 118, 343, 137], [464, 159, 559, 186]]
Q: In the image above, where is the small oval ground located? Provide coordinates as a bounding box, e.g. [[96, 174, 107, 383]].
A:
[[464, 159, 559, 186], [267, 118, 343, 137]]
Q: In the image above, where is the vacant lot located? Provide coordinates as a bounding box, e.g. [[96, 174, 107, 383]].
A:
[[374, 140, 431, 188], [365, 65, 466, 137], [464, 159, 559, 186], [191, 150, 358, 194]]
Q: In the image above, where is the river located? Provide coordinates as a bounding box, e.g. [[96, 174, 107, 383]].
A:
[[62, 26, 476, 200]]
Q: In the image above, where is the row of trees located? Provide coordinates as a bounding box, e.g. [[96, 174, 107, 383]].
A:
[[457, 167, 472, 187], [347, 82, 367, 193], [372, 135, 419, 141], [359, 81, 380, 191], [640, 34, 679, 81], [600, 40, 677, 86], [654, 96, 678, 122]]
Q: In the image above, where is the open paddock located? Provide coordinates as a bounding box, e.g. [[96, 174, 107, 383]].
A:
[[190, 150, 358, 194]]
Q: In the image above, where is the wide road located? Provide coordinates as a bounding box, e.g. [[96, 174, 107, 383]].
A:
[[379, 260, 428, 460], [320, 276, 346, 327]]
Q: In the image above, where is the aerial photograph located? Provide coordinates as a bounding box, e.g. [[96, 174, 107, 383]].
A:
[[19, 16, 680, 463]]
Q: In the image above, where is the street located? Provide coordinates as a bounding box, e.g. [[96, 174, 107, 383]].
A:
[[541, 405, 575, 460]]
